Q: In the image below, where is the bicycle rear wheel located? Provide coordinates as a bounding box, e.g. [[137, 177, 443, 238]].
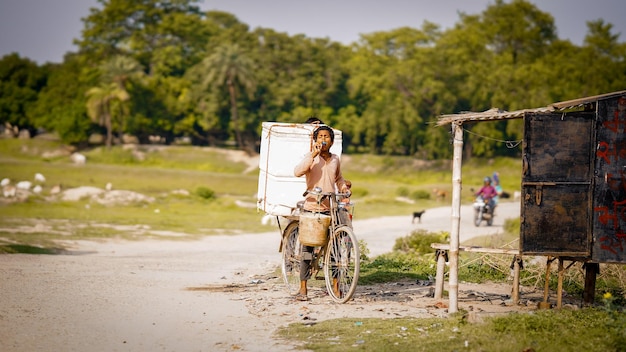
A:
[[281, 221, 301, 295], [324, 225, 360, 303]]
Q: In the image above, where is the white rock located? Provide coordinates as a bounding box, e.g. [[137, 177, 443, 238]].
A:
[[34, 173, 46, 183], [33, 185, 43, 194], [91, 190, 155, 205], [50, 184, 62, 195], [70, 153, 86, 164], [3, 185, 16, 197], [0, 178, 9, 187], [16, 181, 32, 190], [61, 186, 104, 201]]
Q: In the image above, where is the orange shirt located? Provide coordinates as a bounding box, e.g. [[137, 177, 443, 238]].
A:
[[294, 152, 346, 212]]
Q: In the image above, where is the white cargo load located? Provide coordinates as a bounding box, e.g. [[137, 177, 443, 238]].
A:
[[257, 122, 342, 216]]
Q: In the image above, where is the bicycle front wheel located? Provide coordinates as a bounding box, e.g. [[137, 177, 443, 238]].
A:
[[324, 225, 360, 303], [281, 221, 301, 295]]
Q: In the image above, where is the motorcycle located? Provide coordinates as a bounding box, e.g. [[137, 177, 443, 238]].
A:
[[473, 196, 495, 226]]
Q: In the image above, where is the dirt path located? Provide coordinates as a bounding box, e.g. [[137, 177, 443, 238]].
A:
[[1, 202, 536, 352]]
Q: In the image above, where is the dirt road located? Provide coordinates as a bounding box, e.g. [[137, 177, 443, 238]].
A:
[[0, 201, 521, 352]]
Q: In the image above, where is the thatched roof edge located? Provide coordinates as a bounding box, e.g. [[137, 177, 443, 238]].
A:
[[436, 90, 626, 126]]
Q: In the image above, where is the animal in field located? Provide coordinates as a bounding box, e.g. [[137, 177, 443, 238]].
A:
[[412, 210, 425, 224], [432, 188, 447, 201]]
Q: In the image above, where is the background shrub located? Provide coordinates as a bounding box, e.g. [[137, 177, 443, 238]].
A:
[[411, 190, 431, 200], [195, 186, 215, 200], [393, 229, 449, 254]]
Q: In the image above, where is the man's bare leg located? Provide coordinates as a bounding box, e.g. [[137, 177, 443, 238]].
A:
[[296, 280, 308, 300], [332, 278, 340, 297]]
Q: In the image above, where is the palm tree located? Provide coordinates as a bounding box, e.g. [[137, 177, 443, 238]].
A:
[[85, 82, 129, 148], [100, 56, 144, 139], [201, 43, 256, 150], [101, 55, 144, 89]]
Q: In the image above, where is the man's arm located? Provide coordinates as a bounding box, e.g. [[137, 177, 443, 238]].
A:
[[333, 156, 349, 193], [294, 153, 314, 177]]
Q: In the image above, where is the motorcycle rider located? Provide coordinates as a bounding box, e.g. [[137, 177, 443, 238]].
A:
[[475, 176, 498, 212]]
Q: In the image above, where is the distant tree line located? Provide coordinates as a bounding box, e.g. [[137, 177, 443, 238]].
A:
[[1, 0, 625, 159]]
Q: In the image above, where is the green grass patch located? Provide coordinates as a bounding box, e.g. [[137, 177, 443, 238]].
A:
[[276, 308, 626, 352], [0, 243, 64, 254], [0, 138, 519, 252]]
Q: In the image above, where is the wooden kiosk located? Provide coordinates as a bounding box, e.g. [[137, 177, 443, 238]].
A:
[[436, 90, 626, 312]]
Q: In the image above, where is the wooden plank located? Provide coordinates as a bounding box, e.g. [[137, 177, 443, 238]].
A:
[[520, 113, 594, 257], [434, 250, 446, 300], [430, 243, 521, 305], [520, 184, 591, 255], [430, 243, 519, 255], [522, 250, 590, 257], [592, 97, 626, 263]]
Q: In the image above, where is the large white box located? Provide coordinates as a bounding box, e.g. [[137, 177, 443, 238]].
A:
[[257, 122, 342, 216]]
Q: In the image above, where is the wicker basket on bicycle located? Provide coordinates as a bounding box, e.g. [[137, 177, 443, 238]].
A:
[[298, 212, 331, 246]]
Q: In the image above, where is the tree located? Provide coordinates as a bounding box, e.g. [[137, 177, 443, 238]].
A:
[[250, 27, 352, 137], [77, 0, 208, 76], [345, 25, 449, 155], [101, 55, 143, 88], [29, 54, 94, 145], [577, 20, 626, 96], [481, 0, 557, 65], [99, 55, 144, 138], [0, 53, 47, 135], [85, 82, 129, 148], [200, 43, 256, 151]]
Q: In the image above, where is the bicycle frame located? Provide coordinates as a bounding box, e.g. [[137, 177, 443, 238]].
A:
[[306, 187, 353, 230], [279, 187, 359, 303], [299, 188, 351, 278]]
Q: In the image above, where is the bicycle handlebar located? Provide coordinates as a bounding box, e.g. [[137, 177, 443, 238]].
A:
[[303, 187, 351, 198]]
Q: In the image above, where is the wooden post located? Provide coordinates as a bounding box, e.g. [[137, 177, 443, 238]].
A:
[[539, 257, 553, 309], [583, 262, 599, 305], [512, 255, 520, 304], [434, 249, 446, 300], [557, 258, 564, 309], [448, 122, 464, 314]]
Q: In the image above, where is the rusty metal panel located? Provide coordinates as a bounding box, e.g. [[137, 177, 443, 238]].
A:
[[523, 114, 594, 182], [521, 113, 594, 256], [592, 96, 626, 263], [521, 184, 590, 255]]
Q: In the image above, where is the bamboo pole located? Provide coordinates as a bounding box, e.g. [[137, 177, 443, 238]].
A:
[[448, 122, 464, 313]]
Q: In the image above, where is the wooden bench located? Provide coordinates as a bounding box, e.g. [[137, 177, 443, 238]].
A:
[[430, 243, 522, 304]]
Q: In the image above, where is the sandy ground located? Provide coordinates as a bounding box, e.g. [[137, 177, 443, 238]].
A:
[[0, 201, 556, 352]]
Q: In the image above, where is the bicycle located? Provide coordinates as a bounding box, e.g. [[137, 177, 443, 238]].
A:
[[279, 187, 360, 303]]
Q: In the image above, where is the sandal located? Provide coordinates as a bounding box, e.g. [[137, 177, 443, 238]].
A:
[[294, 293, 309, 301]]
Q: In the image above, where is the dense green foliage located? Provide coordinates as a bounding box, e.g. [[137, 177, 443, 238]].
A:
[[2, 0, 625, 158]]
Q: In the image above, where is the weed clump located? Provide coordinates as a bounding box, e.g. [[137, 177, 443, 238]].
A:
[[393, 229, 448, 254], [195, 186, 215, 200]]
